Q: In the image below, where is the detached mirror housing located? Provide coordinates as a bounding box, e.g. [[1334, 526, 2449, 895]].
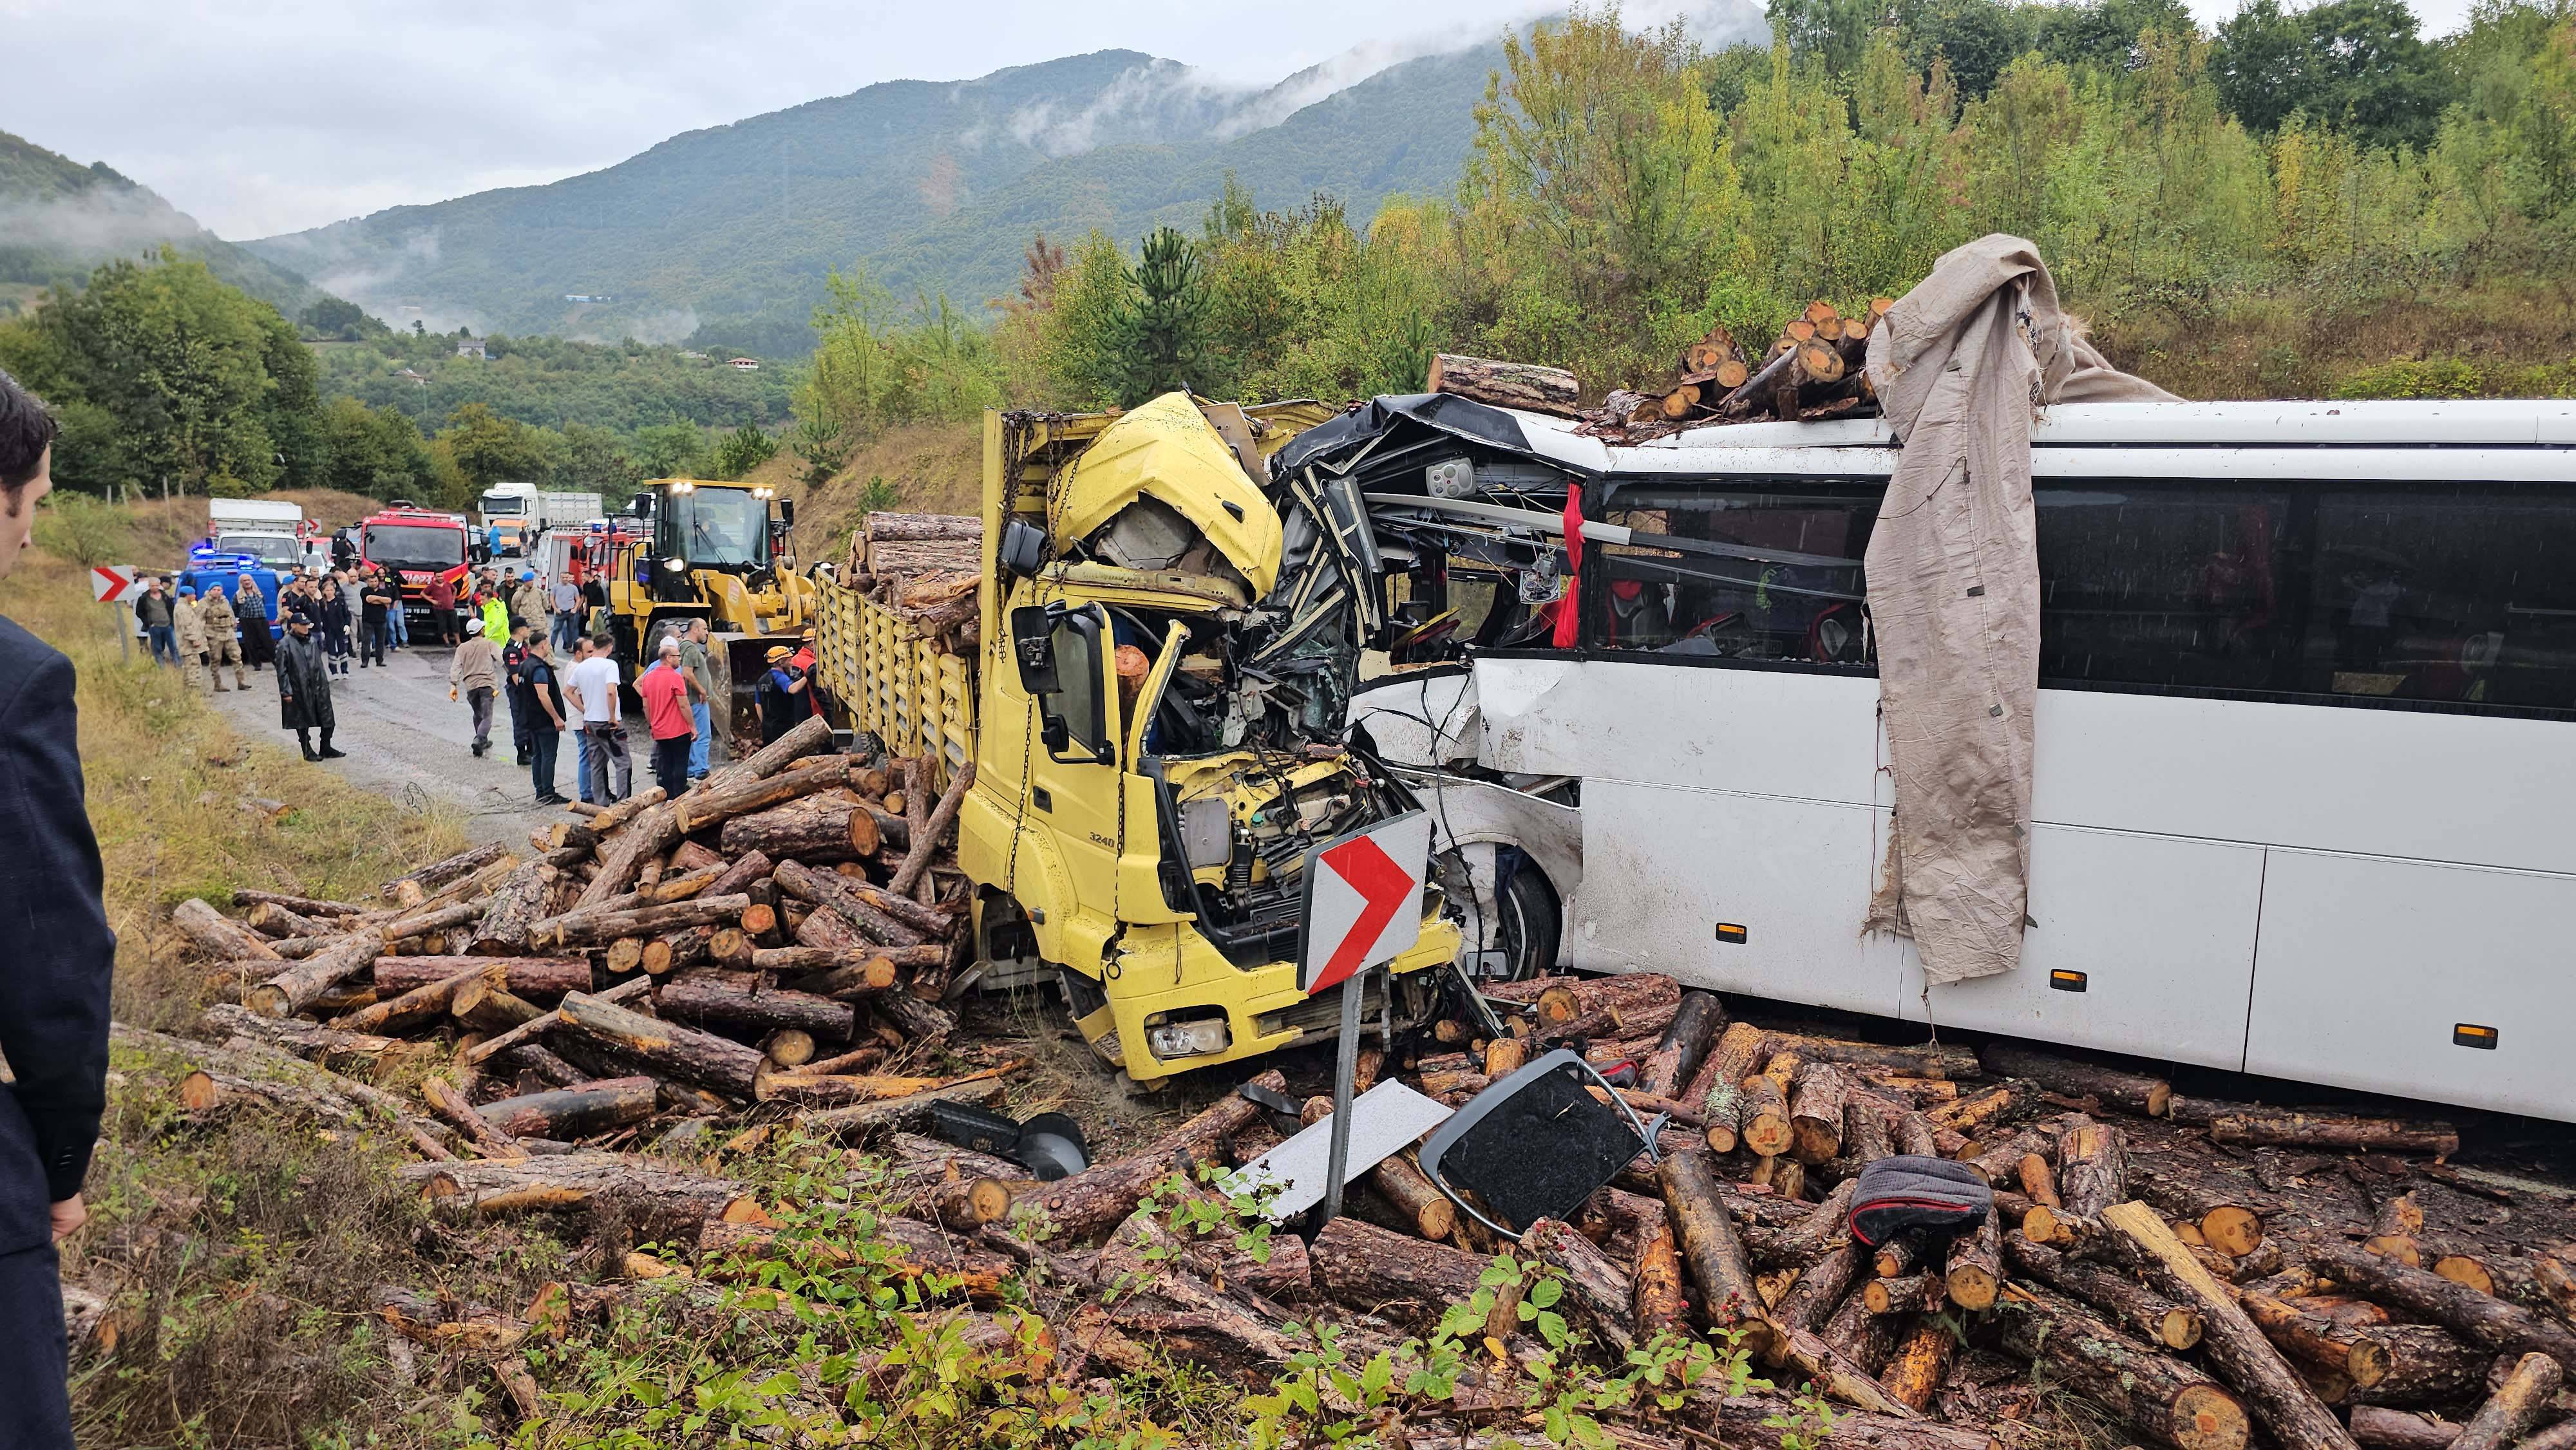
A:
[[998, 518, 1046, 579], [777, 499, 795, 527]]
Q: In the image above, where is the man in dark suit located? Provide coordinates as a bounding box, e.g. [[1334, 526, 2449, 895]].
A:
[[0, 368, 116, 1449]]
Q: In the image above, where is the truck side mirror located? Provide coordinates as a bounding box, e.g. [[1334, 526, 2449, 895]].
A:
[[777, 500, 795, 527], [1010, 605, 1060, 693], [1030, 607, 1113, 766]]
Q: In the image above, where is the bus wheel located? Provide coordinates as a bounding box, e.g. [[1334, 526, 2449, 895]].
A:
[[1494, 863, 1560, 983]]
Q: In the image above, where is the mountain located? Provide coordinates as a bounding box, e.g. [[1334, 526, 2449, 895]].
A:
[[0, 129, 328, 317], [242, 44, 1501, 355]]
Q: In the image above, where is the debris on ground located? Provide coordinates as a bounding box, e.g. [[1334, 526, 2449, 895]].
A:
[[140, 765, 2576, 1449]]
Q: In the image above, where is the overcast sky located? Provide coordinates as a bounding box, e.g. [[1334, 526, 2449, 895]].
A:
[[7, 0, 2485, 243]]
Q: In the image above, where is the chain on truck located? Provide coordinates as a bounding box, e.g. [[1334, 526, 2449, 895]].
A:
[[808, 394, 1464, 1087]]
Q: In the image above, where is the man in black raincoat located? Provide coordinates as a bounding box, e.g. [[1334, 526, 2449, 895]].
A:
[[276, 614, 343, 761]]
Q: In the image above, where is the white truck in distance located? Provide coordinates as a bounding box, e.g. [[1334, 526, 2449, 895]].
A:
[[478, 484, 605, 531], [205, 498, 306, 570]]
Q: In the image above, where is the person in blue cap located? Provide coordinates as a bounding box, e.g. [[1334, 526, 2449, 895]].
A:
[[509, 569, 547, 637]]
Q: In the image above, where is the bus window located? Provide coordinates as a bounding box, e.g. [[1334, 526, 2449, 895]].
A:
[[2290, 485, 2576, 713], [1595, 488, 1875, 663], [2033, 484, 2292, 694]]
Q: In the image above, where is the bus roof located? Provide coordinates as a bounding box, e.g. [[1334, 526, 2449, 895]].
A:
[[1412, 398, 2576, 478]]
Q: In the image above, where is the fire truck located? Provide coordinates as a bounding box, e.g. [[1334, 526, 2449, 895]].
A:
[[357, 504, 471, 631]]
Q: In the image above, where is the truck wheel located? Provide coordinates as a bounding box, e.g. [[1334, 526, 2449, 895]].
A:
[[1494, 864, 1560, 983]]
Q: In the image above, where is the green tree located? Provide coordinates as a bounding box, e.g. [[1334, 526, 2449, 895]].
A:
[[710, 423, 778, 480], [558, 422, 640, 500], [319, 396, 435, 499], [2213, 0, 2456, 147], [634, 420, 712, 478], [2, 249, 308, 496], [297, 296, 377, 341], [437, 402, 556, 489], [1115, 225, 1210, 403]]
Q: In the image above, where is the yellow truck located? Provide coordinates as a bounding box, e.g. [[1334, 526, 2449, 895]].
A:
[[813, 393, 1463, 1085]]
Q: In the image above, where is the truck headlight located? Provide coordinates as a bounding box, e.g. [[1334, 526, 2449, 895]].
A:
[[1143, 1012, 1231, 1060], [664, 557, 687, 573]]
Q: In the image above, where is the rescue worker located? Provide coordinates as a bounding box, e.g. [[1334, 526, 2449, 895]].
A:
[[173, 585, 207, 692], [233, 574, 274, 672], [276, 614, 342, 760], [501, 621, 535, 767], [478, 584, 510, 645], [200, 581, 245, 692], [756, 644, 809, 746]]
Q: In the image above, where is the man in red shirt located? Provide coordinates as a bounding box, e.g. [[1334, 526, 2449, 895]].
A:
[[636, 634, 698, 799]]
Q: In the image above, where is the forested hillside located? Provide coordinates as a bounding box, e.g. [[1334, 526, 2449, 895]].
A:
[[241, 46, 1499, 355], [0, 129, 330, 318]]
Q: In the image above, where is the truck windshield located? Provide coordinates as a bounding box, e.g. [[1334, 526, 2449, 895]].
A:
[[218, 534, 303, 566], [364, 523, 465, 570], [658, 487, 769, 569], [479, 491, 526, 518]]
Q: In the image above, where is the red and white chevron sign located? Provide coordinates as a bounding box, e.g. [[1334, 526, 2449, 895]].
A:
[[91, 565, 138, 603], [1298, 811, 1432, 996]]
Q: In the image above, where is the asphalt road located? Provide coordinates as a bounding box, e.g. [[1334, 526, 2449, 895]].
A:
[[205, 637, 703, 849]]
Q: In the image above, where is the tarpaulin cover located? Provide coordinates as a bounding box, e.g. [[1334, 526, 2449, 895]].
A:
[[1861, 235, 2176, 984], [1270, 393, 1546, 476]]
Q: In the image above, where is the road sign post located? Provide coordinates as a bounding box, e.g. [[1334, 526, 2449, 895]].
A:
[[92, 565, 137, 661], [1296, 809, 1434, 1225]]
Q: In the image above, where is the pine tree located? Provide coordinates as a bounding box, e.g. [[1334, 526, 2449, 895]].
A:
[[1115, 225, 1208, 404]]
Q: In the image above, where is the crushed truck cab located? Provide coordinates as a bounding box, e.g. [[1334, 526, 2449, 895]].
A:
[[819, 395, 1459, 1082]]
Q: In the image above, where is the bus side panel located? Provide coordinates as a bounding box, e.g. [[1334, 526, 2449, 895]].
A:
[[1571, 781, 1898, 1020], [1897, 824, 2266, 1072], [2246, 851, 2576, 1118], [1476, 658, 1879, 807]]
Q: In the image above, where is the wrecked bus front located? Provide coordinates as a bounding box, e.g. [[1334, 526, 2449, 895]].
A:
[[933, 396, 1461, 1083]]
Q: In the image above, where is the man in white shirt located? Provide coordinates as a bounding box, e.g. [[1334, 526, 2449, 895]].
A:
[[562, 632, 630, 802]]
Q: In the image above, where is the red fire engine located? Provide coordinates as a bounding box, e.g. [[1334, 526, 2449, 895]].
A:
[[357, 505, 471, 629]]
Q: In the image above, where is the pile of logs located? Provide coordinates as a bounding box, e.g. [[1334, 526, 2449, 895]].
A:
[[171, 715, 1008, 1176], [1424, 302, 1895, 447], [1291, 973, 2570, 1450], [840, 511, 981, 647]]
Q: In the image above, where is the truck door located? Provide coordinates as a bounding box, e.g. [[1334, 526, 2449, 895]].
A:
[[1003, 597, 1130, 974]]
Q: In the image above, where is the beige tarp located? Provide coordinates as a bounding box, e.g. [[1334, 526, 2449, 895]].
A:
[[1860, 236, 2177, 984]]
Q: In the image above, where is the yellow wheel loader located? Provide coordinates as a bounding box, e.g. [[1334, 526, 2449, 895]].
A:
[[599, 477, 817, 746]]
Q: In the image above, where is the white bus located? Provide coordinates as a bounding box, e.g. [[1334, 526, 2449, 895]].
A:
[[1297, 397, 2576, 1121]]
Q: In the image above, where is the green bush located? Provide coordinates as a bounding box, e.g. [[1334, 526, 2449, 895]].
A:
[[2331, 359, 2488, 398]]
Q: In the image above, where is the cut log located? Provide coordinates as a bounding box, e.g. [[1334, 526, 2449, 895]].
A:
[[478, 1077, 659, 1140], [773, 860, 929, 947], [243, 932, 380, 1018], [2240, 1290, 2396, 1388], [1520, 1217, 1638, 1354], [1426, 353, 1580, 417], [795, 1076, 1009, 1138], [1698, 1021, 1766, 1155], [1660, 1150, 1772, 1348], [450, 977, 545, 1033], [404, 1151, 750, 1232], [2056, 1116, 2129, 1219], [1369, 1150, 1455, 1242], [1022, 1069, 1283, 1245], [1761, 1032, 1980, 1081], [2006, 1236, 2202, 1349], [1945, 1207, 2002, 1311], [654, 969, 855, 1039], [2448, 1352, 2562, 1450], [2210, 1113, 2459, 1157], [422, 1075, 525, 1158], [1780, 1326, 1919, 1417], [1485, 972, 1680, 1035], [325, 961, 497, 1035], [584, 787, 666, 838], [245, 899, 332, 938], [1636, 1216, 1686, 1337], [888, 760, 974, 898], [1895, 1111, 1940, 1159], [573, 798, 683, 911], [1741, 1057, 1797, 1158], [2353, 1324, 2486, 1408], [1981, 1043, 2171, 1117], [717, 795, 880, 862], [1776, 1239, 1870, 1345], [1310, 1214, 1493, 1332], [195, 1003, 413, 1075], [2103, 1200, 2362, 1450], [1993, 1282, 2251, 1450], [466, 860, 556, 956], [2313, 1242, 2576, 1370], [639, 925, 712, 975], [172, 898, 283, 961], [2348, 1408, 2463, 1450], [671, 757, 851, 836], [1791, 1062, 1852, 1165], [540, 893, 750, 950], [376, 956, 591, 998], [1878, 1319, 1955, 1412], [1772, 1178, 1861, 1266], [232, 889, 365, 918], [383, 842, 507, 907], [553, 990, 766, 1098], [1639, 990, 1726, 1098]]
